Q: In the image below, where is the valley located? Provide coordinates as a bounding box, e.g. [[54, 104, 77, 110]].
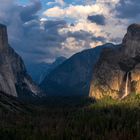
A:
[[0, 95, 140, 140], [0, 3, 140, 139]]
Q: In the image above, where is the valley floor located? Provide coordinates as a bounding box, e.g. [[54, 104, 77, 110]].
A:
[[0, 95, 140, 140]]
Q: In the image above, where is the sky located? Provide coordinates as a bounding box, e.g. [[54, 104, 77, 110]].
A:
[[0, 0, 139, 64]]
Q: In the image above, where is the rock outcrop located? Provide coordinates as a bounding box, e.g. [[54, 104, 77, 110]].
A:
[[40, 43, 115, 96], [0, 24, 42, 97], [89, 24, 140, 99]]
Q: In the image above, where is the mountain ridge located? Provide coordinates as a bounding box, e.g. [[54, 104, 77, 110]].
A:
[[40, 43, 117, 96], [26, 56, 66, 84]]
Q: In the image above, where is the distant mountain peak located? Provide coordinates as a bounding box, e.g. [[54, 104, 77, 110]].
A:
[[52, 56, 66, 65], [26, 56, 67, 84], [55, 56, 66, 61]]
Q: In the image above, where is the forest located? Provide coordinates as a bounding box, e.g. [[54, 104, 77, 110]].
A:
[[0, 95, 140, 140]]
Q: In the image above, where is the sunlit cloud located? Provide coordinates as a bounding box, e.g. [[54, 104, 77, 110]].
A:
[[0, 0, 138, 64]]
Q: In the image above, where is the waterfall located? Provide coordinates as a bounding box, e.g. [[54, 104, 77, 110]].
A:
[[121, 72, 129, 99]]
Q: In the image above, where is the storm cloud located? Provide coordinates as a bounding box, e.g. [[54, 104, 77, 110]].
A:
[[116, 0, 140, 18], [0, 0, 108, 64], [87, 14, 106, 25], [0, 0, 137, 65]]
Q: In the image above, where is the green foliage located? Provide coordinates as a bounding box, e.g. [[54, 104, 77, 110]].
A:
[[0, 95, 140, 140]]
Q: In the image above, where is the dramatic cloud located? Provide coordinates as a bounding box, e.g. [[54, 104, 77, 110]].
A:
[[44, 20, 67, 29], [0, 0, 138, 65], [43, 5, 101, 19], [116, 0, 140, 18], [43, 0, 126, 46], [47, 0, 65, 6], [56, 0, 65, 6], [0, 0, 109, 64], [87, 14, 106, 25], [20, 0, 42, 22], [0, 0, 44, 63]]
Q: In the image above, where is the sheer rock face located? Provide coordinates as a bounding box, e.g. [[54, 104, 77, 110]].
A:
[[90, 24, 140, 99], [123, 24, 140, 57], [0, 24, 8, 50], [0, 24, 42, 97]]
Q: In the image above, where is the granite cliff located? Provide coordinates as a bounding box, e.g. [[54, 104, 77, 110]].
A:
[[0, 24, 42, 97], [90, 24, 140, 99]]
